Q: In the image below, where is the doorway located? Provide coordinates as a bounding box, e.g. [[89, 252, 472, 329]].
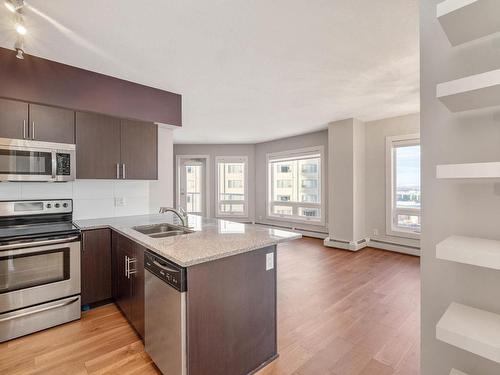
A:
[[176, 156, 210, 216]]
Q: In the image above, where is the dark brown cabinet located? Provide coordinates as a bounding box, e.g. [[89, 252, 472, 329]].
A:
[[76, 113, 157, 180], [120, 120, 157, 180], [0, 98, 28, 140], [0, 99, 75, 143], [112, 232, 145, 338], [29, 104, 75, 144], [81, 229, 112, 306], [76, 112, 121, 179]]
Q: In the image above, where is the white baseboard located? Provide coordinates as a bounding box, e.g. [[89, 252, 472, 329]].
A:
[[368, 239, 420, 256], [323, 237, 368, 251]]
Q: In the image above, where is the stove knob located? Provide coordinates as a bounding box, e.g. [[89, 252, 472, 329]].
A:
[[46, 203, 52, 209], [55, 203, 60, 208], [63, 203, 68, 208]]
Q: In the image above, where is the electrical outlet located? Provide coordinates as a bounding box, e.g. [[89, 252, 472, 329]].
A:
[[373, 228, 379, 236], [115, 197, 126, 207], [266, 253, 274, 271]]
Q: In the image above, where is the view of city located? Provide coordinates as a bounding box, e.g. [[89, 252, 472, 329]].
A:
[[269, 156, 321, 221], [394, 144, 421, 232]]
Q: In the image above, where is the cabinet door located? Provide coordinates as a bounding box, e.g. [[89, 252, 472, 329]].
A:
[[120, 120, 157, 180], [0, 98, 28, 140], [76, 112, 121, 179], [29, 104, 75, 144], [130, 243, 145, 338], [81, 229, 112, 305], [112, 232, 132, 318]]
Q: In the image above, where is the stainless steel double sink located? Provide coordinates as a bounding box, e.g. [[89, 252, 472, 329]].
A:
[[133, 223, 194, 238]]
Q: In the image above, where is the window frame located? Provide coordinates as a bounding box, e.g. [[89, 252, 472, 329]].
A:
[[266, 146, 325, 226], [385, 134, 421, 239], [215, 156, 249, 218]]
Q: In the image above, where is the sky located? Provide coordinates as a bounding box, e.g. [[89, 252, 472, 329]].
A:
[[396, 145, 421, 188]]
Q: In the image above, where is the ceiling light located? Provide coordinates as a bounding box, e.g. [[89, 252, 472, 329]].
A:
[[14, 36, 24, 60], [15, 23, 26, 34], [14, 14, 26, 35], [4, 0, 24, 13]]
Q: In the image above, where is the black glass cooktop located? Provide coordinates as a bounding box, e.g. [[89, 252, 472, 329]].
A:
[[0, 222, 80, 243]]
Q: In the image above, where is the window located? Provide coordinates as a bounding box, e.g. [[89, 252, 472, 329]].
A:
[[185, 164, 203, 213], [267, 146, 324, 225], [386, 134, 420, 238], [216, 156, 248, 217]]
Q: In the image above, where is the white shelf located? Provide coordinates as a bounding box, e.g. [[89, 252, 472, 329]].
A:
[[437, 69, 500, 112], [436, 302, 500, 363], [436, 162, 500, 179], [450, 369, 469, 375], [437, 0, 500, 45], [437, 235, 500, 270]]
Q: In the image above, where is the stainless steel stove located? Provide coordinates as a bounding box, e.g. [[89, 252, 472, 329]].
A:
[[0, 199, 81, 342]]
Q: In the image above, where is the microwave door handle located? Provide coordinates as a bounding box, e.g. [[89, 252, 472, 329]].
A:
[[51, 151, 57, 180]]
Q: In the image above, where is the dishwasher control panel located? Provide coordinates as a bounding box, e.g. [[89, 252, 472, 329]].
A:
[[144, 251, 186, 292]]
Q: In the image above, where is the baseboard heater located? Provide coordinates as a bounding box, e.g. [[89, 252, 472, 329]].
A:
[[254, 222, 328, 239]]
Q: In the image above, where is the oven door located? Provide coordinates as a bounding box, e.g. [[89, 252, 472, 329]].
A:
[[0, 138, 75, 182], [0, 236, 80, 313]]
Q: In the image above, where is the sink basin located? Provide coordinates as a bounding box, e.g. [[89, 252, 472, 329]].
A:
[[133, 223, 194, 238]]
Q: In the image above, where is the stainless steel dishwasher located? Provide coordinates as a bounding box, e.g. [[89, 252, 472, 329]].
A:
[[144, 250, 187, 375]]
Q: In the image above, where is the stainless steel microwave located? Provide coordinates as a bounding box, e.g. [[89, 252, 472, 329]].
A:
[[0, 138, 75, 182]]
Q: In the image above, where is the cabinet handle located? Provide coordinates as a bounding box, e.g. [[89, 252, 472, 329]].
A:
[[122, 164, 126, 179], [116, 163, 120, 179], [23, 120, 26, 139], [32, 121, 35, 140], [125, 255, 128, 278]]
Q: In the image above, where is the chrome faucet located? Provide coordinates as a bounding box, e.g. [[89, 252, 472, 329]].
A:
[[159, 207, 188, 227]]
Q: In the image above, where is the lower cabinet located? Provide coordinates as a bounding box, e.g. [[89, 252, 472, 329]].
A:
[[81, 229, 112, 306], [111, 231, 145, 338]]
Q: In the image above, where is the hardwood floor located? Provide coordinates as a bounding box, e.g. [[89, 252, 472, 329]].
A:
[[0, 237, 420, 375]]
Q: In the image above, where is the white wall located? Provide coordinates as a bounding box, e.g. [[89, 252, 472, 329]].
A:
[[0, 124, 174, 220], [150, 125, 174, 212], [173, 144, 256, 221], [365, 113, 420, 249]]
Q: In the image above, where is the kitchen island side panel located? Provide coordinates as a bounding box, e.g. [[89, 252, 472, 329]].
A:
[[186, 245, 277, 375]]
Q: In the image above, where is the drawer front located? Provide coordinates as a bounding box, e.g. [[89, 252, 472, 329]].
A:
[[0, 295, 81, 343]]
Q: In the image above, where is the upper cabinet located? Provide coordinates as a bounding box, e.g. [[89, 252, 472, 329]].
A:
[[76, 112, 158, 180], [0, 98, 28, 140], [120, 120, 158, 180], [29, 104, 75, 144], [76, 112, 121, 179], [0, 98, 75, 143]]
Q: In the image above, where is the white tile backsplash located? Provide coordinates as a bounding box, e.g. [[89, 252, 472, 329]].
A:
[[73, 180, 115, 199], [21, 182, 74, 199], [0, 180, 152, 219], [0, 183, 22, 200], [114, 181, 149, 198]]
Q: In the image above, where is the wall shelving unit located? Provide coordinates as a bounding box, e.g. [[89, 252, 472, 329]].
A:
[[436, 69, 500, 112], [437, 0, 500, 46], [436, 235, 500, 270], [436, 161, 500, 179], [436, 302, 500, 363]]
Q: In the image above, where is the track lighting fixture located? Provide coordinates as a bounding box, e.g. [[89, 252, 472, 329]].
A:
[[14, 36, 24, 59], [4, 0, 24, 13], [15, 15, 27, 35]]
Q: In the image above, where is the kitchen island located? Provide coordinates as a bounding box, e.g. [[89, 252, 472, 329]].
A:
[[75, 214, 300, 375]]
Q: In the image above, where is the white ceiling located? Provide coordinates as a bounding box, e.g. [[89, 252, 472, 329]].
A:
[[0, 0, 419, 144]]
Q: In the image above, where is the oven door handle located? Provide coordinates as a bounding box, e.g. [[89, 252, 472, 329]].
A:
[[0, 236, 80, 251], [0, 296, 79, 323]]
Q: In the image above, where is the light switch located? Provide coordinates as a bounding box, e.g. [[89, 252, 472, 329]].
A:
[[266, 252, 274, 271]]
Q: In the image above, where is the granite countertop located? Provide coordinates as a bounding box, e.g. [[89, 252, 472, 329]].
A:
[[74, 213, 301, 267]]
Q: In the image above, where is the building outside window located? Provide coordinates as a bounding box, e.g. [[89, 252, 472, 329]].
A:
[[386, 134, 421, 238], [216, 156, 248, 217], [267, 146, 324, 225]]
